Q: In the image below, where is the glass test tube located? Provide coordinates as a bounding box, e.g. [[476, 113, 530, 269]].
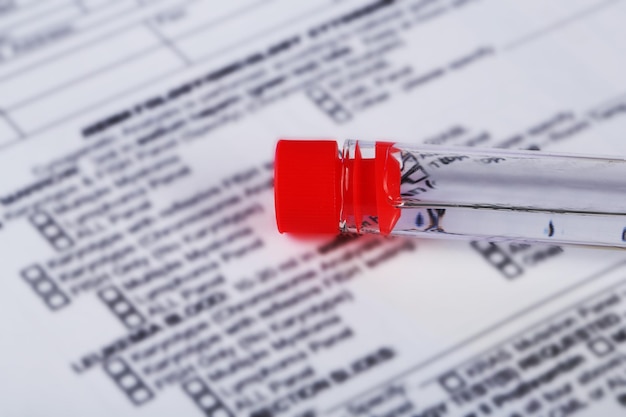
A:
[[274, 139, 626, 248]]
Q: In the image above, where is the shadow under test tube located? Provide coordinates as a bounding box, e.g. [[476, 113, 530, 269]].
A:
[[274, 139, 626, 248]]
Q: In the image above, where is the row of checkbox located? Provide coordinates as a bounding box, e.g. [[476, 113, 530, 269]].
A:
[[471, 241, 523, 279], [105, 359, 154, 405], [307, 88, 352, 124], [98, 287, 146, 329], [30, 211, 73, 251], [183, 378, 234, 417], [21, 264, 70, 311]]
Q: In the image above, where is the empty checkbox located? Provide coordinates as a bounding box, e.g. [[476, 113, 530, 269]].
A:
[[439, 371, 466, 393], [588, 338, 614, 357]]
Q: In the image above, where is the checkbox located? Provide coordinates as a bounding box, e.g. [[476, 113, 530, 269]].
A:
[[439, 371, 466, 393], [588, 338, 614, 357]]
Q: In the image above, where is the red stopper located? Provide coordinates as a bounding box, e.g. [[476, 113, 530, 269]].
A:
[[274, 140, 401, 235], [274, 140, 341, 234]]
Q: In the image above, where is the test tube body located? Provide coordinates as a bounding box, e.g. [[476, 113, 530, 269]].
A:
[[340, 140, 626, 248]]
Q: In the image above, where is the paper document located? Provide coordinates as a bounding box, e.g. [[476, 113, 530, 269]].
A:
[[3, 0, 626, 416]]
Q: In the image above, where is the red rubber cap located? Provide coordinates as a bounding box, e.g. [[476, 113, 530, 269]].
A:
[[274, 140, 341, 234]]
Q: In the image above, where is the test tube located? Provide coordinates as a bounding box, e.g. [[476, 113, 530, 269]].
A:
[[274, 139, 626, 248]]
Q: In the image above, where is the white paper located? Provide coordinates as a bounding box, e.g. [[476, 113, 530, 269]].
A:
[[3, 1, 626, 416]]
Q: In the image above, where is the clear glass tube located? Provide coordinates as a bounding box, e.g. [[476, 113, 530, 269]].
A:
[[339, 140, 626, 248]]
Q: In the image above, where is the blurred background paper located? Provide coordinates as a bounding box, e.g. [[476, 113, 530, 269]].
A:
[[3, 1, 626, 416]]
